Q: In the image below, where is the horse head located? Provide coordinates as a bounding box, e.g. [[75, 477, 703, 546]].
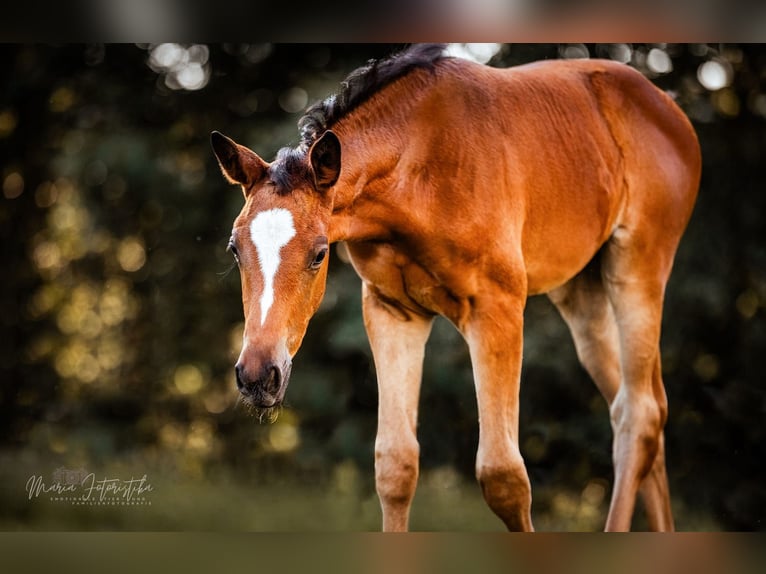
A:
[[211, 130, 341, 412]]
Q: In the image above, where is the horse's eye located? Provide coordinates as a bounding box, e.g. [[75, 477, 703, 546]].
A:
[[228, 242, 240, 263], [310, 246, 328, 270]]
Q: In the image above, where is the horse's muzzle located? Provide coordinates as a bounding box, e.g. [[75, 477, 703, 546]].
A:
[[235, 360, 290, 407]]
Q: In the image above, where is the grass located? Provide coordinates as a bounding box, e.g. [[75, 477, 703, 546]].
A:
[[0, 448, 720, 531]]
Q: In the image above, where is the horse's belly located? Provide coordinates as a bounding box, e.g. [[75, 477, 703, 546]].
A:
[[521, 171, 624, 295], [525, 243, 603, 295], [523, 218, 611, 294]]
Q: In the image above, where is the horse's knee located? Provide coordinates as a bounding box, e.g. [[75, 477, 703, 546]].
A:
[[476, 453, 532, 531], [375, 442, 419, 505]]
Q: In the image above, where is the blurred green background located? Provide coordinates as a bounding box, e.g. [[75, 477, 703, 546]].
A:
[[1, 44, 764, 531]]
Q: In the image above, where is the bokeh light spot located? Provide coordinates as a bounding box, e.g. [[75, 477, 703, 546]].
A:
[[265, 409, 301, 453], [159, 423, 185, 449], [444, 43, 501, 64], [523, 434, 547, 463], [148, 43, 211, 92], [49, 435, 68, 454], [150, 43, 185, 70], [647, 48, 673, 74], [0, 109, 18, 138], [77, 353, 102, 383], [693, 353, 720, 382], [607, 44, 632, 64], [3, 171, 24, 199], [28, 284, 63, 318], [173, 63, 207, 91], [31, 240, 63, 272], [186, 421, 214, 456], [174, 364, 205, 394], [99, 279, 133, 326], [332, 460, 360, 494], [581, 480, 607, 507], [117, 236, 146, 272], [78, 310, 103, 339], [712, 88, 740, 117], [54, 339, 98, 381], [26, 335, 55, 363], [56, 305, 81, 335], [203, 390, 231, 414], [244, 44, 272, 64], [736, 290, 759, 319], [49, 86, 76, 112], [34, 181, 59, 208], [97, 336, 123, 371], [698, 59, 732, 91], [268, 422, 300, 452], [426, 465, 460, 490], [560, 44, 589, 60], [278, 87, 309, 114]]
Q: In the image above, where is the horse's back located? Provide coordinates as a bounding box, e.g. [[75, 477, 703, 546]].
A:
[[436, 56, 699, 198], [423, 57, 700, 292], [491, 57, 699, 215]]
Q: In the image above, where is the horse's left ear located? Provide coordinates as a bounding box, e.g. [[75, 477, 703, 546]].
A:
[[309, 130, 341, 192], [210, 131, 268, 191]]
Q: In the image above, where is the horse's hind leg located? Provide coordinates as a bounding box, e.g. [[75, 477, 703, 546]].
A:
[[640, 355, 673, 531], [362, 283, 433, 532], [597, 228, 677, 532], [548, 260, 621, 404], [548, 256, 674, 531]]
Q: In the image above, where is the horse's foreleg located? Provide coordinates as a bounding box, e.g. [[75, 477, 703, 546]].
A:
[[362, 283, 433, 532], [465, 293, 533, 531]]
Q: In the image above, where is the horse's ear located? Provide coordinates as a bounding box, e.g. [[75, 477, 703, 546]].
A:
[[211, 131, 268, 190], [309, 130, 341, 192]]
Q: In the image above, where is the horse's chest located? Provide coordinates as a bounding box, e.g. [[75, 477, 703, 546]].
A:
[[345, 241, 468, 323]]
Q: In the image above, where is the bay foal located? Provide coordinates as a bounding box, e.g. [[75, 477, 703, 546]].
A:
[[212, 44, 700, 531]]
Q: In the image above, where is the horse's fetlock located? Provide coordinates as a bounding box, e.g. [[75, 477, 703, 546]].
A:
[[476, 458, 532, 530], [476, 456, 530, 498]]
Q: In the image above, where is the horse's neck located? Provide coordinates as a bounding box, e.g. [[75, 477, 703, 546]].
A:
[[326, 69, 452, 244], [327, 119, 410, 244]]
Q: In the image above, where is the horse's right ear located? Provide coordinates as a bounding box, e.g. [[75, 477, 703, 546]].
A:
[[309, 130, 341, 192], [211, 131, 268, 191]]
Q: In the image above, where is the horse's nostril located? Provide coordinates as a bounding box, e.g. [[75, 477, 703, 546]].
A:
[[235, 362, 282, 398], [264, 364, 281, 394]]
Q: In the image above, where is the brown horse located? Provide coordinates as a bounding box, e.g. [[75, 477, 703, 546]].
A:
[[211, 44, 700, 531]]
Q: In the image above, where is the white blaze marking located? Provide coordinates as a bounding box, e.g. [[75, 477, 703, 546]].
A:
[[249, 208, 296, 326]]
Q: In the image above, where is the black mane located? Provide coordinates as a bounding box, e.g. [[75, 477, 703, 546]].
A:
[[297, 43, 449, 148], [269, 44, 449, 193]]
